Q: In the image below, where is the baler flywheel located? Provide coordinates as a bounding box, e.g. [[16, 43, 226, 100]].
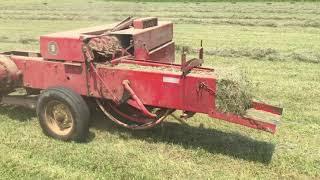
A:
[[96, 99, 174, 130]]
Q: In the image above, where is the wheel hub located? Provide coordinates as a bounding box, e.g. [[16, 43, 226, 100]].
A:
[[45, 100, 73, 136]]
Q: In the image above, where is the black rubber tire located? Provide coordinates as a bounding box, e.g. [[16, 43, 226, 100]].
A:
[[36, 87, 90, 142]]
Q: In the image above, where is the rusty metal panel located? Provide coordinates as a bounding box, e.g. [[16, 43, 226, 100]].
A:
[[133, 21, 173, 52], [148, 41, 175, 63], [133, 17, 158, 29]]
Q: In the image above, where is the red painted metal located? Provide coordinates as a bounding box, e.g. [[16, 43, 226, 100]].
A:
[[0, 17, 283, 134], [0, 55, 21, 92], [90, 63, 216, 113], [209, 111, 277, 134], [0, 55, 21, 82], [252, 101, 283, 115], [10, 55, 88, 95], [122, 80, 157, 118], [40, 36, 85, 62], [89, 62, 119, 102]]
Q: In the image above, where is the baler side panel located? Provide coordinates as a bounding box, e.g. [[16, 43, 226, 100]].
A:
[[11, 56, 88, 94], [40, 36, 85, 62], [133, 22, 173, 51], [90, 66, 216, 113]]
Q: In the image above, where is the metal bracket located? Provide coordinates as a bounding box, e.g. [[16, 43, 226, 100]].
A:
[[181, 58, 204, 77], [198, 82, 215, 95], [122, 80, 157, 118]]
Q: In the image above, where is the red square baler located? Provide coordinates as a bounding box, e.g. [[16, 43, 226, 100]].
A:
[[0, 17, 282, 141]]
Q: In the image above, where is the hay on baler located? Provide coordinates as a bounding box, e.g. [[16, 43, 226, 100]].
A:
[[214, 68, 253, 116]]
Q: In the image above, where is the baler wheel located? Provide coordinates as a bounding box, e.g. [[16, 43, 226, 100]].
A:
[[96, 100, 174, 130], [37, 87, 90, 142]]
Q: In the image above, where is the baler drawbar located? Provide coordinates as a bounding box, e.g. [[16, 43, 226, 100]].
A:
[[0, 17, 282, 141]]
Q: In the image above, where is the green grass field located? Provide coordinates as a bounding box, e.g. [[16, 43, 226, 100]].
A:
[[0, 0, 319, 179]]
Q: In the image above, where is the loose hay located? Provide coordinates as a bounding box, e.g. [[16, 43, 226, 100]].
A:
[[214, 68, 253, 116], [116, 63, 183, 74], [19, 38, 38, 44]]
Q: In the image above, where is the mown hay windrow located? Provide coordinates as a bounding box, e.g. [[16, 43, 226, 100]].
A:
[[18, 38, 38, 44]]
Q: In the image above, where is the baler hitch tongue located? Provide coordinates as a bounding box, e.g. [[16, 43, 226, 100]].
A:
[[210, 101, 283, 134]]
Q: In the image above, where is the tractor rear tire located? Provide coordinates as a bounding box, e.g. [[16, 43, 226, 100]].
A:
[[36, 87, 90, 142]]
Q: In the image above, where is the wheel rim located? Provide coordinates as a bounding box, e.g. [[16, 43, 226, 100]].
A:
[[44, 100, 74, 136]]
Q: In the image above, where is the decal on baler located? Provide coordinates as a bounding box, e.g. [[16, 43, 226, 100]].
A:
[[48, 41, 58, 55], [163, 76, 180, 84]]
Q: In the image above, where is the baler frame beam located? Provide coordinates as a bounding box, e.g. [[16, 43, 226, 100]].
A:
[[0, 94, 37, 109]]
